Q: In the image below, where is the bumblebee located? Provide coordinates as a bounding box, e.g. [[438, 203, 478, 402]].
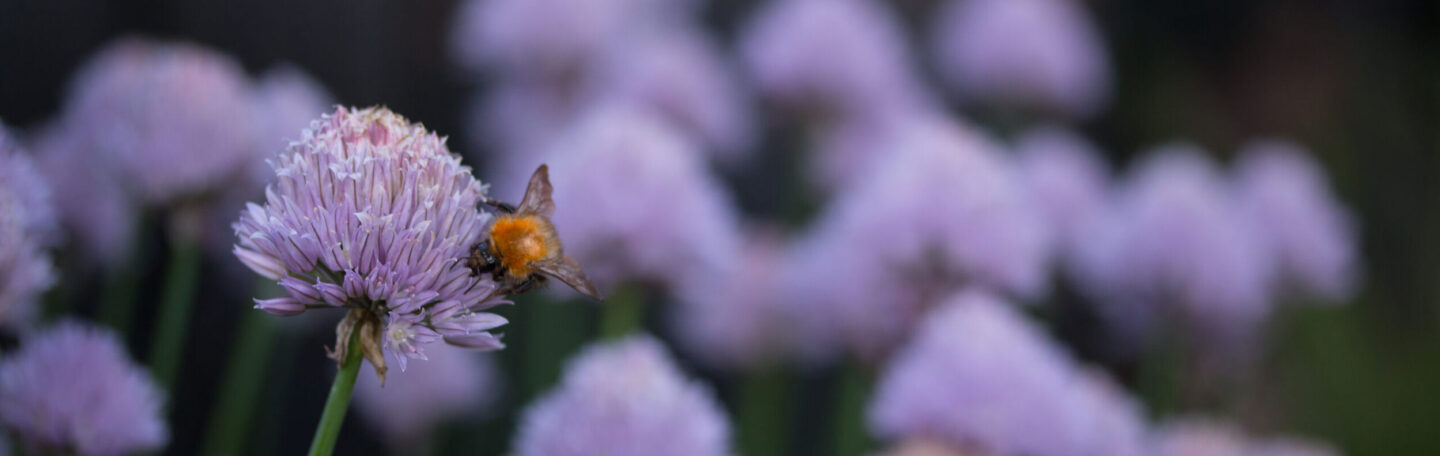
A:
[[467, 165, 601, 300]]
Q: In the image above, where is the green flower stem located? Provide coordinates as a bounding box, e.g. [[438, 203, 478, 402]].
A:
[[738, 367, 791, 456], [147, 235, 201, 390], [308, 331, 364, 456], [99, 214, 151, 335], [199, 280, 282, 456], [598, 286, 643, 339], [832, 362, 873, 456]]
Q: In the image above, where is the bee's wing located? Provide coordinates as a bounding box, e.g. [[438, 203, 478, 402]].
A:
[[534, 254, 601, 301], [517, 164, 556, 218]]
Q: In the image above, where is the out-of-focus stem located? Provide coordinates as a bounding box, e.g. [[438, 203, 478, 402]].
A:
[[199, 280, 282, 456], [598, 286, 642, 339], [739, 367, 791, 456], [832, 362, 873, 456], [147, 235, 201, 390], [98, 214, 150, 335], [308, 331, 363, 456]]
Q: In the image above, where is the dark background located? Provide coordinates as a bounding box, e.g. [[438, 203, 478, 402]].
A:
[[1, 0, 1438, 454]]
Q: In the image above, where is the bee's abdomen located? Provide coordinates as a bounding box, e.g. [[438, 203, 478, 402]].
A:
[[489, 214, 560, 278]]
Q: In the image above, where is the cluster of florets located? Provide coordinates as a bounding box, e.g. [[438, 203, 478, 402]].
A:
[[232, 106, 508, 380]]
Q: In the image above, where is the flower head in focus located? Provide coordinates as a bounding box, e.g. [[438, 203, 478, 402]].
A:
[[63, 37, 259, 204], [932, 0, 1112, 118], [740, 0, 930, 118], [1234, 139, 1359, 302], [0, 129, 56, 329], [513, 335, 731, 456], [790, 118, 1049, 361], [231, 106, 508, 381], [355, 345, 501, 446], [0, 322, 168, 455]]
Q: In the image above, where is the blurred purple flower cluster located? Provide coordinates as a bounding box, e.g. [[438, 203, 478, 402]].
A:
[[0, 0, 1367, 452], [0, 322, 168, 455]]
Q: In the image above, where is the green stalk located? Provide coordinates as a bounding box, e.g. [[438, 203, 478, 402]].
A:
[[738, 368, 791, 456], [147, 236, 201, 390], [308, 331, 364, 456], [99, 214, 151, 335], [598, 286, 643, 339], [831, 362, 873, 456], [199, 281, 281, 456]]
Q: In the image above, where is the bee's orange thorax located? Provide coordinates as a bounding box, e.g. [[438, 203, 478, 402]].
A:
[[488, 214, 560, 279]]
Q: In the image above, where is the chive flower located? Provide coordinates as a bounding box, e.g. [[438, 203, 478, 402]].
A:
[[231, 106, 507, 380]]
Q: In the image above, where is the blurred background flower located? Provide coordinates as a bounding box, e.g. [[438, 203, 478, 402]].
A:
[[0, 0, 1426, 454]]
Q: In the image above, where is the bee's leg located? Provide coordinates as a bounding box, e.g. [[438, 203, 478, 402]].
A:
[[482, 197, 518, 214], [504, 275, 547, 296]]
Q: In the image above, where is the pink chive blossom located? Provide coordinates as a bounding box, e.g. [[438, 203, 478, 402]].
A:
[[0, 125, 57, 245], [1233, 139, 1359, 302], [870, 290, 1145, 456], [1069, 144, 1276, 355], [1150, 418, 1341, 456], [248, 65, 335, 189], [231, 106, 507, 379], [789, 118, 1050, 362], [31, 122, 136, 267], [739, 0, 930, 118], [1012, 125, 1112, 250], [932, 0, 1112, 118], [535, 104, 743, 292], [584, 26, 756, 164], [0, 130, 56, 329], [449, 0, 684, 77], [513, 335, 731, 456], [671, 228, 793, 370], [63, 37, 259, 204], [0, 322, 168, 456], [354, 345, 501, 446]]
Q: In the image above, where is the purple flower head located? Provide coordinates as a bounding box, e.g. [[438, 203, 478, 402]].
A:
[[231, 106, 507, 381], [513, 335, 731, 456], [0, 125, 58, 245], [870, 290, 1140, 456], [450, 0, 686, 77], [1151, 419, 1252, 456], [537, 104, 743, 292], [1150, 418, 1340, 456], [355, 344, 501, 446], [1012, 125, 1112, 249], [0, 133, 55, 329], [31, 122, 136, 267], [671, 229, 793, 370], [790, 118, 1050, 361], [1069, 144, 1275, 353], [248, 65, 335, 189], [740, 0, 930, 118], [0, 322, 167, 455], [584, 26, 756, 164], [932, 0, 1112, 118], [1233, 139, 1359, 302], [64, 37, 259, 204]]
